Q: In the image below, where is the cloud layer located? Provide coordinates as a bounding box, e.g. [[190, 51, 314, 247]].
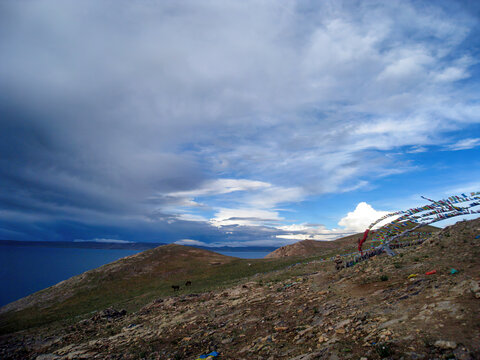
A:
[[0, 0, 479, 244]]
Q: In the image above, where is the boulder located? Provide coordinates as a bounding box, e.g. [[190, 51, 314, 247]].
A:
[[434, 340, 457, 350]]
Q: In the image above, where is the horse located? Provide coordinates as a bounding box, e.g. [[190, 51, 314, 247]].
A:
[[185, 281, 192, 287], [171, 285, 180, 292]]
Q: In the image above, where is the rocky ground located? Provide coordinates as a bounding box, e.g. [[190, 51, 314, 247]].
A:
[[1, 218, 479, 360]]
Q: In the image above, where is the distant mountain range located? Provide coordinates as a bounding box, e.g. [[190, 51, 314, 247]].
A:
[[0, 240, 166, 250], [0, 240, 277, 252]]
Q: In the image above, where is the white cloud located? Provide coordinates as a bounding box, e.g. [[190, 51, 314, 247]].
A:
[[434, 66, 468, 82], [160, 179, 306, 228], [74, 238, 132, 243], [275, 231, 347, 242], [168, 179, 270, 198], [218, 239, 297, 247], [377, 48, 433, 82], [274, 201, 393, 243], [174, 239, 208, 246], [275, 223, 347, 241], [210, 208, 282, 227], [444, 182, 480, 196], [246, 186, 306, 208], [274, 201, 392, 241], [446, 138, 480, 151], [192, 239, 299, 248], [175, 213, 209, 222], [406, 146, 428, 153], [166, 179, 305, 210], [338, 202, 391, 232]]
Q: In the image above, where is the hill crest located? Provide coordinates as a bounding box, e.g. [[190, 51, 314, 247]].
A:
[[0, 244, 234, 315], [265, 224, 440, 259]]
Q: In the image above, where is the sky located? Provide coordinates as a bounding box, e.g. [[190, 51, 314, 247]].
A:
[[1, 0, 479, 247]]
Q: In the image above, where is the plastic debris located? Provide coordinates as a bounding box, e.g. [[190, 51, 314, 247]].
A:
[[450, 268, 458, 275], [408, 274, 418, 279], [196, 351, 219, 359], [425, 270, 437, 275]]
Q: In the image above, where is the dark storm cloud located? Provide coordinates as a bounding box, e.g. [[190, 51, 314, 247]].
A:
[[0, 0, 296, 241], [0, 0, 210, 227]]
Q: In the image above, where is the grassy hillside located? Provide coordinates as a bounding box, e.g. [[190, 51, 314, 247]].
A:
[[0, 245, 304, 334], [0, 224, 441, 335]]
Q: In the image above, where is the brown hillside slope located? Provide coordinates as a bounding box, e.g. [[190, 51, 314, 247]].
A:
[[266, 225, 439, 259], [0, 244, 233, 315], [264, 239, 352, 259], [0, 245, 242, 333], [0, 218, 478, 359]]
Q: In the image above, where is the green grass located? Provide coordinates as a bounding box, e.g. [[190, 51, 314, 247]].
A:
[[0, 238, 368, 335], [0, 249, 306, 334]]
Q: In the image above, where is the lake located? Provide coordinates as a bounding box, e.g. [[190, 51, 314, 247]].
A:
[[0, 245, 269, 307]]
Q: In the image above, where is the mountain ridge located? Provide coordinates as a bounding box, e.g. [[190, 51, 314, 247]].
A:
[[265, 224, 440, 259]]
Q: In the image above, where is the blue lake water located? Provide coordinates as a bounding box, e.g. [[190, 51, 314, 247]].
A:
[[0, 245, 141, 307], [215, 250, 269, 259], [0, 245, 269, 307]]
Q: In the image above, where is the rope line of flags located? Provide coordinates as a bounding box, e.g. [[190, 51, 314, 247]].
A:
[[364, 192, 480, 255], [316, 193, 479, 264]]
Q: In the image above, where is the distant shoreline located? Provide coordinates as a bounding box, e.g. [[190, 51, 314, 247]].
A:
[[0, 240, 278, 253], [0, 239, 164, 250]]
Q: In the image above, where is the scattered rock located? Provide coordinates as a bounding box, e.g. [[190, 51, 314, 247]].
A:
[[91, 307, 126, 321], [290, 351, 325, 360], [471, 280, 480, 298], [36, 355, 59, 360], [434, 340, 457, 349], [453, 347, 473, 360], [318, 335, 328, 343]]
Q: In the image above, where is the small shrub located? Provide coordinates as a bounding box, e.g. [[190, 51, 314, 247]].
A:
[[380, 275, 389, 282], [422, 336, 434, 347], [376, 343, 393, 358]]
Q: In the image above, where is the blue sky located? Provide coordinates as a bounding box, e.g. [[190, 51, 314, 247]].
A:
[[0, 0, 479, 247]]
